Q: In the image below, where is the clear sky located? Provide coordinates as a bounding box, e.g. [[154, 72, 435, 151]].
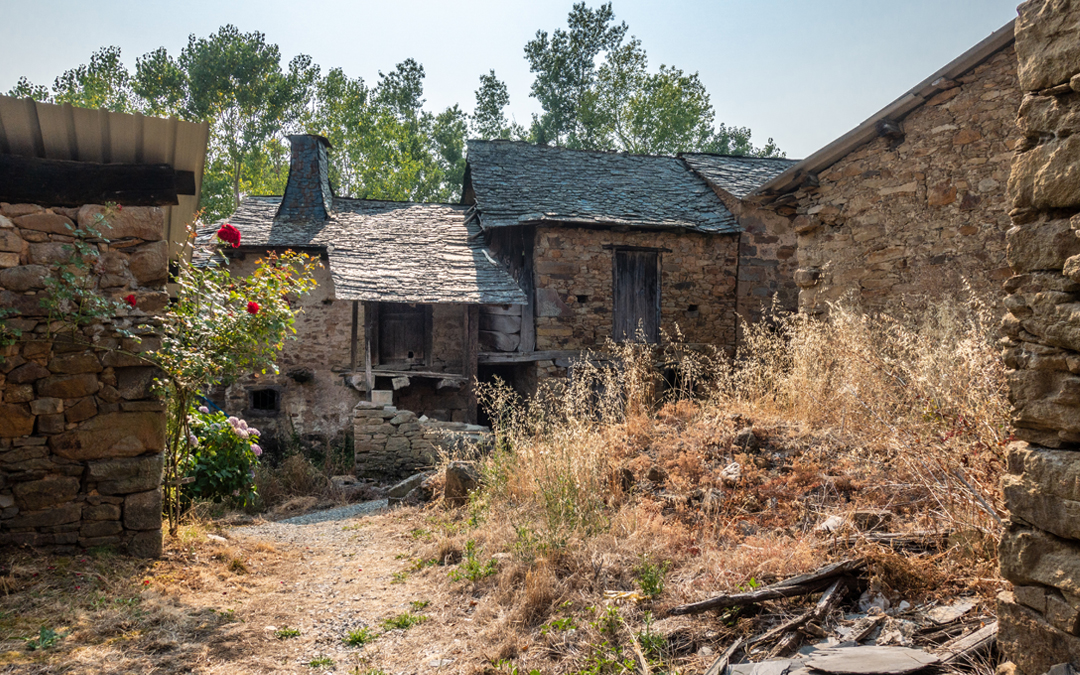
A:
[[0, 0, 1020, 158]]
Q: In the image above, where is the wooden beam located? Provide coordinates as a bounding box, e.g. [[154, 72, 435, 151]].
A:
[[464, 304, 480, 424], [350, 300, 359, 372], [520, 225, 536, 352], [0, 154, 194, 206], [478, 349, 582, 364]]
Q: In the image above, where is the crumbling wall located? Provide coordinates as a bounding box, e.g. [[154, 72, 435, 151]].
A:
[[353, 403, 489, 481], [998, 2, 1080, 671], [786, 46, 1020, 315], [0, 203, 167, 557], [533, 226, 738, 354]]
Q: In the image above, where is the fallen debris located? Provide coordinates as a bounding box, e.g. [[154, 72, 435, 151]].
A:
[[926, 598, 976, 625], [805, 646, 940, 674], [667, 560, 863, 617], [936, 620, 996, 665]]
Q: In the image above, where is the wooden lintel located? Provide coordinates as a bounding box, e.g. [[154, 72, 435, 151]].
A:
[[0, 154, 194, 206], [601, 244, 673, 253], [478, 350, 582, 364]]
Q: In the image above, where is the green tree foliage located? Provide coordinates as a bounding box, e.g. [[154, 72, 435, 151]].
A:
[[524, 2, 782, 157], [472, 70, 524, 141]]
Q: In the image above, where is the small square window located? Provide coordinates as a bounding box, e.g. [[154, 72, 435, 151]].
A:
[[250, 389, 279, 412]]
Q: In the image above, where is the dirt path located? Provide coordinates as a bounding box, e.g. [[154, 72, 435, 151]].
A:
[[1, 503, 501, 675]]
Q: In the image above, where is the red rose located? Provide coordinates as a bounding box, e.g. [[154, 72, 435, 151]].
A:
[[216, 223, 241, 248], [124, 294, 137, 308], [247, 301, 260, 315]]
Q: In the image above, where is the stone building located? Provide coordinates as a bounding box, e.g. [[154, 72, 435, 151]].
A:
[[748, 21, 1020, 316], [996, 0, 1080, 671], [0, 95, 209, 556], [462, 140, 754, 390], [209, 135, 525, 464]]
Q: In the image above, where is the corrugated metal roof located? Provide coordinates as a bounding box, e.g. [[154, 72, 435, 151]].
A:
[[752, 20, 1015, 201], [0, 95, 209, 259]]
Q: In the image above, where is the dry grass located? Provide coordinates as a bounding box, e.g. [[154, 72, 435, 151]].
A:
[[418, 296, 1010, 673]]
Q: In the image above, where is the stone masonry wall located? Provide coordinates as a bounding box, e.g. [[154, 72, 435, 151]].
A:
[[0, 202, 167, 557], [784, 46, 1020, 315], [353, 403, 489, 481], [998, 2, 1080, 672], [533, 226, 739, 355]]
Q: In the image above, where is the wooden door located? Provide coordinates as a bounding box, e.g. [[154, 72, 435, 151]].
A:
[[613, 250, 660, 343], [378, 303, 428, 366]]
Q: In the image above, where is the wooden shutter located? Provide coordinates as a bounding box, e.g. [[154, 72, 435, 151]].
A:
[[377, 303, 429, 365], [613, 250, 660, 343]]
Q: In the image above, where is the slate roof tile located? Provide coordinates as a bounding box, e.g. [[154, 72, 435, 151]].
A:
[[680, 153, 800, 199], [466, 140, 740, 234]]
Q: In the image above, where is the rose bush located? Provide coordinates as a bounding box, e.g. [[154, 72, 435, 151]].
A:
[[182, 406, 262, 506]]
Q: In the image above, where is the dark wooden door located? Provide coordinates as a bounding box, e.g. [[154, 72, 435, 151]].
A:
[[378, 303, 428, 365], [613, 250, 660, 343]]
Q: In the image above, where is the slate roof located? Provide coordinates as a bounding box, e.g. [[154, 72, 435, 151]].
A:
[[465, 140, 739, 234], [203, 196, 527, 305], [680, 154, 800, 199]]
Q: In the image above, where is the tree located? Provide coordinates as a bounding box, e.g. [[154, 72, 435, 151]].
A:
[[178, 25, 318, 216], [6, 76, 50, 101], [524, 3, 782, 157], [472, 70, 524, 140], [52, 46, 136, 113]]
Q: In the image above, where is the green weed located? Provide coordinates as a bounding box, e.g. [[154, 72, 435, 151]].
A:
[[275, 627, 301, 639], [380, 612, 428, 631], [343, 626, 378, 646]]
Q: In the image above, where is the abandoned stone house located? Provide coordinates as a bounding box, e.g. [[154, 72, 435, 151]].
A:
[[747, 20, 1020, 316], [0, 94, 209, 555]]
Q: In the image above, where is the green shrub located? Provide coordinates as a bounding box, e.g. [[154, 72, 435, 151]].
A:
[[183, 407, 263, 505]]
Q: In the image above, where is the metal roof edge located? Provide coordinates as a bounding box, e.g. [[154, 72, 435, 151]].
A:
[[750, 19, 1016, 201]]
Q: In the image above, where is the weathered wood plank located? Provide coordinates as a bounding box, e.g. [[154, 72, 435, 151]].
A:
[[481, 304, 522, 316], [464, 305, 480, 423], [480, 313, 522, 334], [0, 153, 193, 206], [477, 350, 581, 364], [479, 330, 520, 352]]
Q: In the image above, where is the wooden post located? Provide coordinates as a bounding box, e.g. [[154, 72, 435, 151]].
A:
[[463, 304, 480, 424], [363, 302, 375, 398], [350, 300, 359, 372], [519, 225, 536, 353]]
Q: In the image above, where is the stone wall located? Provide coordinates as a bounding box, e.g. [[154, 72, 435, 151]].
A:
[[353, 403, 489, 481], [781, 46, 1020, 315], [998, 1, 1080, 671], [0, 202, 167, 557], [533, 226, 739, 354]]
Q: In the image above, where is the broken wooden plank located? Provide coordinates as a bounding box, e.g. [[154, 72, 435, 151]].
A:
[[479, 329, 521, 352], [937, 621, 996, 665], [806, 646, 940, 674], [768, 577, 849, 657], [667, 560, 862, 617], [703, 638, 743, 675], [829, 531, 948, 550]]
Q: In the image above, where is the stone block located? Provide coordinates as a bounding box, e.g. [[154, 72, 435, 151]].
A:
[[1014, 584, 1049, 614], [127, 529, 162, 558], [29, 398, 62, 415], [80, 520, 123, 538], [12, 476, 79, 511], [79, 536, 122, 549], [36, 373, 100, 399], [1015, 0, 1080, 91], [28, 242, 75, 266], [83, 503, 121, 521], [7, 361, 50, 384], [1007, 219, 1080, 273], [128, 240, 169, 284], [997, 592, 1080, 675], [8, 502, 81, 528], [36, 413, 63, 434], [78, 205, 164, 241], [0, 252, 18, 267], [0, 403, 34, 437], [0, 228, 24, 253], [124, 489, 162, 531], [536, 288, 572, 317], [65, 396, 98, 424], [0, 265, 47, 292], [88, 453, 163, 495], [1000, 525, 1080, 597], [48, 353, 102, 375], [12, 212, 73, 236], [50, 411, 165, 461], [115, 367, 159, 400]]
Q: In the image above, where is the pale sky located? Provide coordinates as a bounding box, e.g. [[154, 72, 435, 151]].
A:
[[0, 0, 1020, 158]]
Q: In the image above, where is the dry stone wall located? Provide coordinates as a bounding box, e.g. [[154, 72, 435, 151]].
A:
[[999, 2, 1080, 671], [353, 403, 489, 481], [784, 46, 1020, 315], [0, 202, 167, 557], [533, 225, 738, 361]]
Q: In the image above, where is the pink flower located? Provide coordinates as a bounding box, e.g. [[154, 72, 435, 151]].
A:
[[246, 301, 260, 315], [124, 294, 137, 308], [216, 223, 241, 248], [251, 444, 262, 457]]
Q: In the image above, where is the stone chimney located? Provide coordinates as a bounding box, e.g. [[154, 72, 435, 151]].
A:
[[276, 134, 333, 223]]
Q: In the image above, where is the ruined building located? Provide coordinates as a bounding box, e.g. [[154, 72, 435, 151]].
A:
[[750, 21, 1020, 315]]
